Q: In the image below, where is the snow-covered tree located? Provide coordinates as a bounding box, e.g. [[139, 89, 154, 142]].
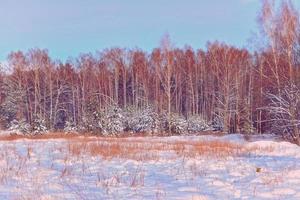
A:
[[32, 115, 48, 134], [187, 116, 210, 133], [81, 113, 98, 133], [263, 84, 300, 144], [211, 114, 224, 131], [63, 121, 78, 133], [103, 107, 125, 135], [78, 106, 126, 135], [162, 113, 188, 135], [124, 106, 159, 134], [0, 75, 27, 126], [8, 119, 31, 135]]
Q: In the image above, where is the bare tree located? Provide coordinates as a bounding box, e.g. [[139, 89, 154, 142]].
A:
[[262, 83, 300, 144]]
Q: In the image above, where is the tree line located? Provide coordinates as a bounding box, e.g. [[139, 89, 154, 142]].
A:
[[0, 0, 299, 143]]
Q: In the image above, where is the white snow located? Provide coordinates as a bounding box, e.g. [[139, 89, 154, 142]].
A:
[[0, 134, 299, 199]]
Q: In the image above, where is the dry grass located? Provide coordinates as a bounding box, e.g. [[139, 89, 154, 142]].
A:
[[66, 137, 275, 161], [0, 133, 275, 162], [68, 138, 161, 161]]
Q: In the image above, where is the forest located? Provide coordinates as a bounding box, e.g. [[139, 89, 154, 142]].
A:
[[0, 0, 299, 144]]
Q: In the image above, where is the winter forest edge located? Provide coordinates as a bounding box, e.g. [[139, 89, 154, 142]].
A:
[[0, 1, 300, 145]]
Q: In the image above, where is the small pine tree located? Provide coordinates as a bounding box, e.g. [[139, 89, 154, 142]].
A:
[[32, 116, 48, 134]]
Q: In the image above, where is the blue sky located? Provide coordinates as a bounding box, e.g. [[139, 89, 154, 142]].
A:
[[0, 0, 299, 61]]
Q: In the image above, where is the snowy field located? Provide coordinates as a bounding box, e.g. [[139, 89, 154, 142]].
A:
[[0, 134, 299, 200]]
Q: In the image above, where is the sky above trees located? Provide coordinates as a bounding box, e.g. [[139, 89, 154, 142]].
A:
[[0, 0, 300, 61]]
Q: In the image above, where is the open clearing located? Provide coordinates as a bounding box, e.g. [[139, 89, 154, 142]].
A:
[[0, 134, 299, 200]]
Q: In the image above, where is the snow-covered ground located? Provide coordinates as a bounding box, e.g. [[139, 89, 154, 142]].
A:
[[0, 134, 299, 200]]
